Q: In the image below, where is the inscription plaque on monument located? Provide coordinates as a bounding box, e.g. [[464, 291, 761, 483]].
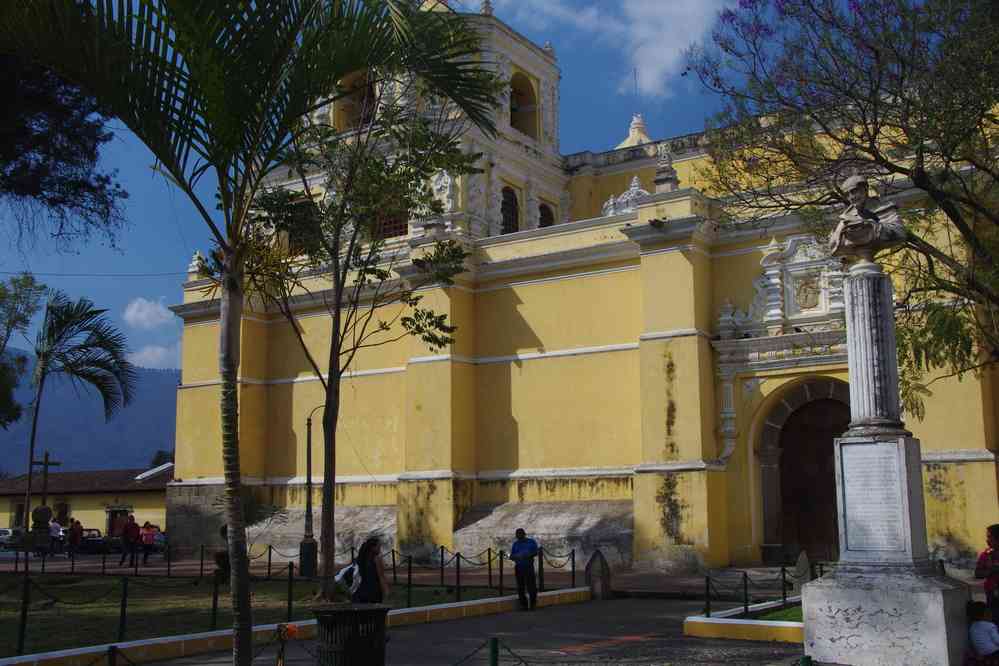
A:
[[840, 442, 905, 552]]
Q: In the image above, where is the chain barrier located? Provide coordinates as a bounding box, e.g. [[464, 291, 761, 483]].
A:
[[500, 640, 532, 665], [451, 639, 490, 665], [457, 552, 490, 567], [540, 552, 570, 569], [127, 576, 203, 589], [247, 548, 269, 561], [29, 579, 120, 606], [268, 546, 299, 559], [251, 629, 280, 660]]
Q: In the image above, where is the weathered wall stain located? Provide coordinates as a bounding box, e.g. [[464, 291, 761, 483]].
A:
[[664, 350, 678, 460], [656, 473, 690, 545]]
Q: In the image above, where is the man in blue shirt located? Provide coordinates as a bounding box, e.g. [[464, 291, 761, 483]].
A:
[[510, 528, 539, 610]]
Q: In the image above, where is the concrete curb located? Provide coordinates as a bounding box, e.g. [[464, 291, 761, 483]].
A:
[[0, 587, 592, 665], [682, 596, 803, 643]]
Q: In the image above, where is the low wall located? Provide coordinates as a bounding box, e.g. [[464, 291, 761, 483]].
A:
[[683, 597, 803, 644], [0, 587, 592, 666]]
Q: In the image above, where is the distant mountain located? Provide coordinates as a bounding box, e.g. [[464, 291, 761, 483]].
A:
[[0, 350, 178, 474]]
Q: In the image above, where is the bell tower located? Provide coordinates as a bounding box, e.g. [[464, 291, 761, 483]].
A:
[[446, 1, 567, 240]]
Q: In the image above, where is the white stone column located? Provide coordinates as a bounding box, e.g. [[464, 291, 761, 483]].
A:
[[842, 260, 904, 433]]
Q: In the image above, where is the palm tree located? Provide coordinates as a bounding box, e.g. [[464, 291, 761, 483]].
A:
[[21, 293, 136, 576], [1, 3, 496, 662]]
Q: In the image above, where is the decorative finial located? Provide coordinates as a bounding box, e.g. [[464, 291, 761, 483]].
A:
[[188, 250, 207, 276], [480, 0, 493, 15], [543, 41, 555, 57]]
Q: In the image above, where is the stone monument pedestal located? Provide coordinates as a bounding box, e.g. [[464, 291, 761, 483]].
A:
[[802, 206, 969, 666], [803, 434, 967, 665]]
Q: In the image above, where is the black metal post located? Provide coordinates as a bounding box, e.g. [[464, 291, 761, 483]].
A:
[[571, 550, 576, 588], [118, 577, 129, 641], [488, 637, 499, 666], [499, 551, 504, 596], [440, 545, 445, 586], [392, 549, 397, 584], [406, 555, 413, 609], [487, 548, 493, 588], [742, 571, 749, 616], [133, 551, 138, 577], [107, 645, 117, 666], [70, 551, 75, 574], [14, 549, 19, 573], [267, 545, 272, 580], [817, 562, 823, 578], [16, 575, 30, 654], [781, 567, 787, 607], [102, 551, 107, 576], [166, 544, 171, 578], [210, 574, 220, 630], [287, 563, 294, 622], [41, 553, 46, 574], [456, 555, 462, 602], [538, 547, 545, 592], [704, 575, 711, 617], [938, 559, 946, 576], [200, 544, 205, 579]]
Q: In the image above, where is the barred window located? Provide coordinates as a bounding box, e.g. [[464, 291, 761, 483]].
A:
[[538, 203, 555, 228], [501, 187, 519, 235]]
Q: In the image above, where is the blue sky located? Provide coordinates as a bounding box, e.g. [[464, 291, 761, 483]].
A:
[[0, 1, 727, 369]]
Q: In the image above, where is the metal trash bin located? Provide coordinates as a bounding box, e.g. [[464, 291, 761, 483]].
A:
[[313, 603, 390, 666]]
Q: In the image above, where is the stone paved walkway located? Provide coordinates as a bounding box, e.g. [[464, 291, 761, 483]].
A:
[[159, 598, 804, 665]]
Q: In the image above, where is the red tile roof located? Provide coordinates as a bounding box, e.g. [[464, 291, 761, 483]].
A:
[[0, 464, 172, 496]]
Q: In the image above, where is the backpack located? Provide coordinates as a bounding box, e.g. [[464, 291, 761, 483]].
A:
[[335, 563, 362, 595]]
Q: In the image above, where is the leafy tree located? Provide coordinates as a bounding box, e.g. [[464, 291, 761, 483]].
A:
[[21, 293, 136, 566], [0, 273, 47, 428], [148, 449, 174, 468], [1, 3, 494, 660], [687, 0, 999, 415], [0, 55, 127, 247], [245, 75, 485, 598]]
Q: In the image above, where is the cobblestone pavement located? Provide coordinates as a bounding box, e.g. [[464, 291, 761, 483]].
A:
[[160, 598, 804, 665]]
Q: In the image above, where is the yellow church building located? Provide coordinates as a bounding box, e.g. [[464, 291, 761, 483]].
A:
[[169, 5, 999, 570]]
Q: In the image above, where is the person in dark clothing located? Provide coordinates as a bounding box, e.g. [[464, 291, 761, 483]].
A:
[[976, 524, 999, 615], [510, 528, 539, 610], [118, 515, 140, 567], [351, 536, 390, 604]]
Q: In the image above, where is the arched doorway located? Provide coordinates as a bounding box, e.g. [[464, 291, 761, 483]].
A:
[[759, 378, 850, 565], [779, 399, 849, 562]]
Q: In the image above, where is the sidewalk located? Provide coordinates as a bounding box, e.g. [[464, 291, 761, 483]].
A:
[[160, 598, 804, 665]]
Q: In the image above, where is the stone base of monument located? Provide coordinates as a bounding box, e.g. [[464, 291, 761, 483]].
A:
[[803, 434, 969, 665], [803, 568, 967, 665]]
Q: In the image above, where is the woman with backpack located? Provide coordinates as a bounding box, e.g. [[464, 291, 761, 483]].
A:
[[351, 536, 390, 604]]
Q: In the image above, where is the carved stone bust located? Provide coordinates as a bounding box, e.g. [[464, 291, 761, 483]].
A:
[[829, 175, 907, 262]]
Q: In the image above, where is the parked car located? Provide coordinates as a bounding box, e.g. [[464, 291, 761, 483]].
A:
[[0, 528, 24, 550], [78, 529, 110, 554]]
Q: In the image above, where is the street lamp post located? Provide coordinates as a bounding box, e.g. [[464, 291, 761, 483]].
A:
[[300, 404, 324, 578]]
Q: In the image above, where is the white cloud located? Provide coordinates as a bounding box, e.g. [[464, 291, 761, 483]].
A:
[[491, 0, 727, 97], [128, 342, 181, 370], [123, 297, 175, 330]]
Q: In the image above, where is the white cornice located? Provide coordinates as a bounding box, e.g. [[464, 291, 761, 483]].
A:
[[634, 461, 726, 473], [640, 329, 711, 342], [921, 450, 996, 464]]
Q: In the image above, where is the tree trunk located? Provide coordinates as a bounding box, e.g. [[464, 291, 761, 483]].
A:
[[219, 257, 253, 665], [20, 373, 46, 578], [319, 372, 340, 600]]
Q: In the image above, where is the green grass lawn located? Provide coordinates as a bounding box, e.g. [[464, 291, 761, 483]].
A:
[[755, 605, 803, 622], [0, 574, 497, 657]]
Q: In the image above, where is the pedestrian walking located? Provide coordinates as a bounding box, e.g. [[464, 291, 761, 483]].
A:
[[510, 528, 539, 610], [350, 536, 390, 604], [48, 518, 63, 554], [67, 519, 83, 558], [119, 514, 140, 567], [140, 522, 157, 565]]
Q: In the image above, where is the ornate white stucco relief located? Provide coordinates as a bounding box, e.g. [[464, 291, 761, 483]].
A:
[[601, 176, 650, 216], [432, 170, 456, 213], [716, 235, 845, 339]]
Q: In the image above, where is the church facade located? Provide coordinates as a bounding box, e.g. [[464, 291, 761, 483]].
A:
[[169, 6, 999, 569]]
